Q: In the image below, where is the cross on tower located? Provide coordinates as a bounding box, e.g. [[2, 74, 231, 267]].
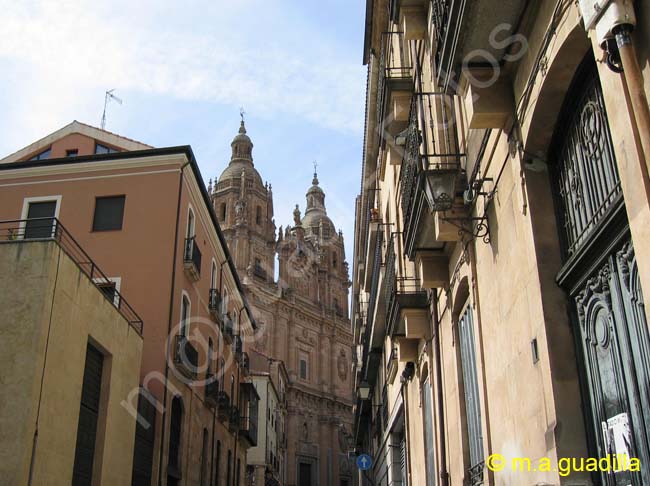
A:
[[313, 160, 318, 174]]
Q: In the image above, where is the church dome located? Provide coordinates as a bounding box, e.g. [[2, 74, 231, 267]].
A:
[[301, 171, 336, 239], [218, 119, 263, 187]]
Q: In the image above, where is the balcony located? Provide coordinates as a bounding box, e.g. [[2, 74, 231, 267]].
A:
[[233, 334, 243, 362], [400, 93, 465, 260], [376, 31, 413, 136], [208, 288, 222, 323], [387, 344, 399, 384], [430, 0, 527, 88], [173, 334, 199, 380], [216, 391, 231, 421], [183, 237, 202, 280], [229, 406, 240, 432], [384, 236, 429, 340], [241, 352, 250, 374], [240, 382, 259, 447], [205, 376, 220, 407], [222, 313, 234, 344]]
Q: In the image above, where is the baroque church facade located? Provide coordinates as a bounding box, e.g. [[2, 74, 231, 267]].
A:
[[209, 120, 355, 486]]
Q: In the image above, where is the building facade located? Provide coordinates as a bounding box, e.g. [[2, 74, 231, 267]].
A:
[[210, 122, 356, 486], [352, 1, 650, 485], [0, 225, 143, 485], [246, 361, 289, 486], [0, 121, 259, 486]]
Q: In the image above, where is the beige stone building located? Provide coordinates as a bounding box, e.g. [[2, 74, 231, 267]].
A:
[[0, 220, 143, 485], [0, 121, 259, 486], [246, 360, 289, 485], [210, 122, 356, 486], [352, 0, 650, 485]]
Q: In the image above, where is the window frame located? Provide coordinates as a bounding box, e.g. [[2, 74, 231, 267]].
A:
[[91, 195, 126, 232], [180, 291, 191, 337]]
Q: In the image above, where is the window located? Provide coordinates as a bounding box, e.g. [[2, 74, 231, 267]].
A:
[[72, 343, 104, 486], [167, 396, 183, 485], [21, 195, 62, 239], [215, 440, 221, 485], [187, 206, 195, 238], [220, 203, 226, 222], [458, 305, 484, 480], [180, 294, 190, 337], [66, 149, 79, 157], [200, 428, 209, 486], [299, 358, 308, 380], [95, 143, 119, 154], [422, 377, 436, 486], [29, 147, 51, 160], [93, 277, 121, 306], [207, 338, 213, 376], [230, 375, 235, 404], [211, 260, 218, 290], [226, 450, 232, 486], [332, 251, 337, 268], [235, 459, 241, 486], [255, 205, 262, 225], [92, 196, 125, 231]]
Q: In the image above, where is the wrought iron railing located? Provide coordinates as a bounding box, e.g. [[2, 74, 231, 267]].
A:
[[366, 229, 384, 341], [468, 461, 485, 486], [184, 236, 202, 275], [384, 234, 428, 336], [0, 217, 143, 333], [209, 288, 222, 319], [173, 334, 199, 380], [377, 31, 413, 126], [431, 0, 452, 72], [400, 93, 465, 243]]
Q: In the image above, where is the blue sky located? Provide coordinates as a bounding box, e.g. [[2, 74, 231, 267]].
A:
[[0, 0, 367, 265]]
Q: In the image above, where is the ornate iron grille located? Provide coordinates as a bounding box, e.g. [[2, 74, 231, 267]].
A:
[[376, 32, 412, 127], [400, 93, 464, 229], [552, 59, 620, 258], [431, 0, 451, 71]]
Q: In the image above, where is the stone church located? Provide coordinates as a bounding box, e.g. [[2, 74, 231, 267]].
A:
[[209, 120, 355, 486]]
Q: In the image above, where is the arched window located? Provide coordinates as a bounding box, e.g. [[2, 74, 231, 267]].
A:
[[186, 206, 195, 238], [255, 205, 262, 225], [219, 203, 226, 222], [167, 396, 183, 485], [180, 294, 190, 337], [211, 260, 217, 290], [332, 251, 337, 269]]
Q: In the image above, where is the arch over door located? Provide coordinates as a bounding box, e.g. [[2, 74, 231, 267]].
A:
[[550, 55, 650, 485]]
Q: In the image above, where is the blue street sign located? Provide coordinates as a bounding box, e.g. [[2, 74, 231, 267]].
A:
[[356, 453, 373, 471]]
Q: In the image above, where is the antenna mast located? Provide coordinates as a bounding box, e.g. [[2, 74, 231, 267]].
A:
[[101, 89, 123, 130]]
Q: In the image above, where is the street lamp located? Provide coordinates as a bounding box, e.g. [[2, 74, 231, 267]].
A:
[[357, 381, 371, 400], [423, 167, 457, 212]]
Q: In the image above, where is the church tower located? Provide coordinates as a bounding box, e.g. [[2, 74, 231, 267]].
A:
[[277, 170, 349, 317], [210, 119, 276, 282]]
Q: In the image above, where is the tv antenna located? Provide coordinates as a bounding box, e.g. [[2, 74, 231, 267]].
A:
[[101, 89, 123, 130]]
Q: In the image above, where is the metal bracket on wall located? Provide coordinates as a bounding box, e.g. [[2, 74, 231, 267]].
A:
[[440, 177, 495, 244]]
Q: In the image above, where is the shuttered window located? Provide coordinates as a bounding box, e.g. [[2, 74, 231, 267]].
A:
[[131, 389, 156, 486], [72, 343, 104, 486], [92, 196, 125, 231], [458, 305, 484, 475], [422, 378, 436, 486], [400, 436, 408, 486]]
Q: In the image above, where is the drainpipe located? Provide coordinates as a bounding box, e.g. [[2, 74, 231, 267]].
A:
[[157, 160, 190, 486], [613, 24, 650, 193], [432, 290, 449, 486]]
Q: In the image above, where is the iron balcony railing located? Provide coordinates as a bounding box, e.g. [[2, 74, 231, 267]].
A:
[[229, 406, 240, 431], [400, 93, 465, 255], [205, 376, 220, 407], [384, 234, 428, 337], [222, 313, 234, 343], [431, 0, 452, 75], [183, 236, 202, 277], [208, 289, 222, 322], [173, 334, 199, 380], [233, 334, 243, 361], [468, 461, 485, 486], [365, 229, 384, 345], [377, 31, 413, 127], [0, 217, 143, 333]]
